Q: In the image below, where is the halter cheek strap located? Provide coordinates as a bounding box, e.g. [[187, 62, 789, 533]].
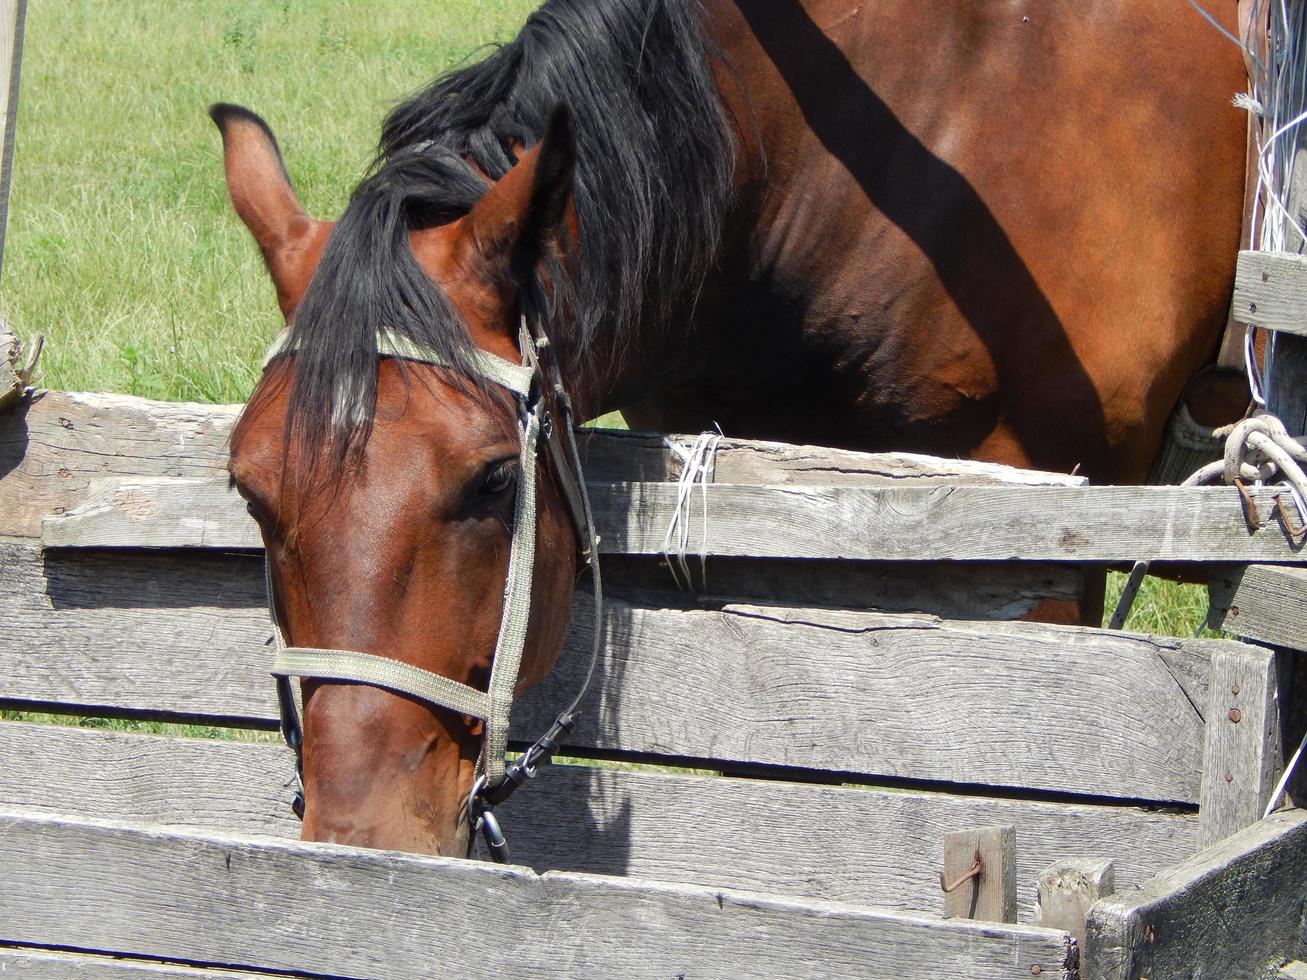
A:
[[260, 312, 602, 862]]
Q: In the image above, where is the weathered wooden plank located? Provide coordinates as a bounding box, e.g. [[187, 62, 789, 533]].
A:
[[942, 825, 1016, 923], [1210, 564, 1307, 653], [1084, 807, 1307, 980], [1037, 859, 1115, 951], [586, 429, 1086, 487], [41, 474, 1307, 562], [0, 391, 241, 539], [0, 722, 1200, 921], [1233, 250, 1307, 337], [1280, 961, 1307, 980], [0, 541, 1222, 800], [0, 808, 1078, 980], [601, 554, 1089, 620], [0, 390, 1082, 540], [0, 949, 277, 979], [1269, 331, 1307, 439], [1198, 645, 1283, 847]]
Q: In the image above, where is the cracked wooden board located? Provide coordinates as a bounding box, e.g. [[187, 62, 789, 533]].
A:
[[0, 721, 1202, 921], [0, 949, 278, 979], [0, 808, 1078, 979], [0, 389, 1083, 539], [40, 473, 1307, 562], [1084, 807, 1307, 980], [1209, 563, 1307, 652], [0, 539, 1228, 801]]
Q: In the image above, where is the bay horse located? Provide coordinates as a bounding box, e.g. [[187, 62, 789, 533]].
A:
[[214, 0, 1248, 857]]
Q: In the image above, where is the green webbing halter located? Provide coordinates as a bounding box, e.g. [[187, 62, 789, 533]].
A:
[[260, 306, 602, 863]]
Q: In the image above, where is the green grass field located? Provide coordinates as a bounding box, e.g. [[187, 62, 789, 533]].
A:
[[0, 0, 1212, 692], [4, 0, 537, 402]]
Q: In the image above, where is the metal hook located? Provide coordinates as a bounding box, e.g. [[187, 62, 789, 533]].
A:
[[939, 852, 983, 893]]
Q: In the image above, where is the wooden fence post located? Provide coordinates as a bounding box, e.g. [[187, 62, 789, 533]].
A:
[[1036, 859, 1114, 950], [0, 0, 25, 278], [940, 825, 1016, 923], [1198, 645, 1282, 847]]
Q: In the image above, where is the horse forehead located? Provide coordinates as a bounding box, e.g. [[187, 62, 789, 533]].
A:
[[230, 361, 515, 494]]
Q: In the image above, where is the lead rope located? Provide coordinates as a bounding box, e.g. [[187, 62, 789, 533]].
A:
[[1109, 411, 1307, 631]]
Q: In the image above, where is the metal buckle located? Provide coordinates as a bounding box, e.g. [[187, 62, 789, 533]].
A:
[[466, 775, 511, 864]]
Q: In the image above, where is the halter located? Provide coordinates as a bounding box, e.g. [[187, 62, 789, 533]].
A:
[[259, 297, 603, 864]]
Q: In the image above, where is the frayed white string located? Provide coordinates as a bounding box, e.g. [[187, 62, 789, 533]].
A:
[[661, 428, 723, 591], [1208, 0, 1307, 407], [1264, 727, 1307, 818]]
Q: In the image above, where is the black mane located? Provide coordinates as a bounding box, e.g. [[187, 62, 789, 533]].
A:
[[278, 0, 735, 471]]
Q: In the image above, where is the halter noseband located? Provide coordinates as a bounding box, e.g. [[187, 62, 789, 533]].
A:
[[259, 300, 603, 864]]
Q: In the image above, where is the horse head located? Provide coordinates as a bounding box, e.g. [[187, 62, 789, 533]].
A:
[[212, 103, 588, 858]]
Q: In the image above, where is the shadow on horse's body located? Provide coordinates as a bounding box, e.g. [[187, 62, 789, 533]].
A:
[[215, 0, 1247, 856], [627, 1, 1246, 485]]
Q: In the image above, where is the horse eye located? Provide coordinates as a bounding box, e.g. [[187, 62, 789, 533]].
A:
[[481, 462, 517, 496]]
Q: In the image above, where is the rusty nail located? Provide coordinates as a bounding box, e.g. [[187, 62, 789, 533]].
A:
[[1225, 771, 1234, 782], [1273, 494, 1307, 540], [1262, 270, 1270, 282], [1229, 708, 1243, 724], [939, 852, 983, 893], [1233, 478, 1262, 532], [1249, 301, 1259, 312], [1230, 604, 1241, 617], [1030, 966, 1042, 976], [1231, 683, 1240, 695]]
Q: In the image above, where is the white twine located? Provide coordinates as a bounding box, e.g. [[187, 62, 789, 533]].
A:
[[660, 429, 723, 591], [1193, 0, 1307, 405]]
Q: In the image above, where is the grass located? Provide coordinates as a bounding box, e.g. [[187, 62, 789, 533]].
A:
[[0, 0, 1212, 740], [1104, 570, 1221, 639], [4, 0, 539, 403]]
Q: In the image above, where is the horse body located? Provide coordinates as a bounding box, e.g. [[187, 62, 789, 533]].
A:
[[625, 1, 1247, 483], [216, 0, 1249, 857]]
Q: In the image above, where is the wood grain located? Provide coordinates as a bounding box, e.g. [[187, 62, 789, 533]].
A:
[[0, 808, 1078, 980], [1232, 249, 1307, 337], [1084, 807, 1307, 980], [0, 391, 241, 539], [1198, 645, 1283, 848], [41, 474, 1307, 562], [942, 825, 1016, 923], [0, 949, 277, 979], [1036, 859, 1115, 951], [0, 541, 1227, 801], [581, 428, 1086, 487], [0, 722, 1201, 921], [1209, 563, 1307, 652], [0, 390, 1082, 540]]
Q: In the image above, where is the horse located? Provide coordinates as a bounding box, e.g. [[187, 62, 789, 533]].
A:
[[213, 0, 1248, 857]]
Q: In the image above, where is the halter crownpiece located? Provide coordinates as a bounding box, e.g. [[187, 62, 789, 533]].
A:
[[260, 294, 603, 863]]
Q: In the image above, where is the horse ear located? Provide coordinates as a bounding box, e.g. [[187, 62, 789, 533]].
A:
[[461, 104, 576, 283], [209, 104, 332, 318]]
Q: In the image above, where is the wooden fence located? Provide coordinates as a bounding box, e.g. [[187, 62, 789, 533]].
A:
[[2, 387, 1306, 978]]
